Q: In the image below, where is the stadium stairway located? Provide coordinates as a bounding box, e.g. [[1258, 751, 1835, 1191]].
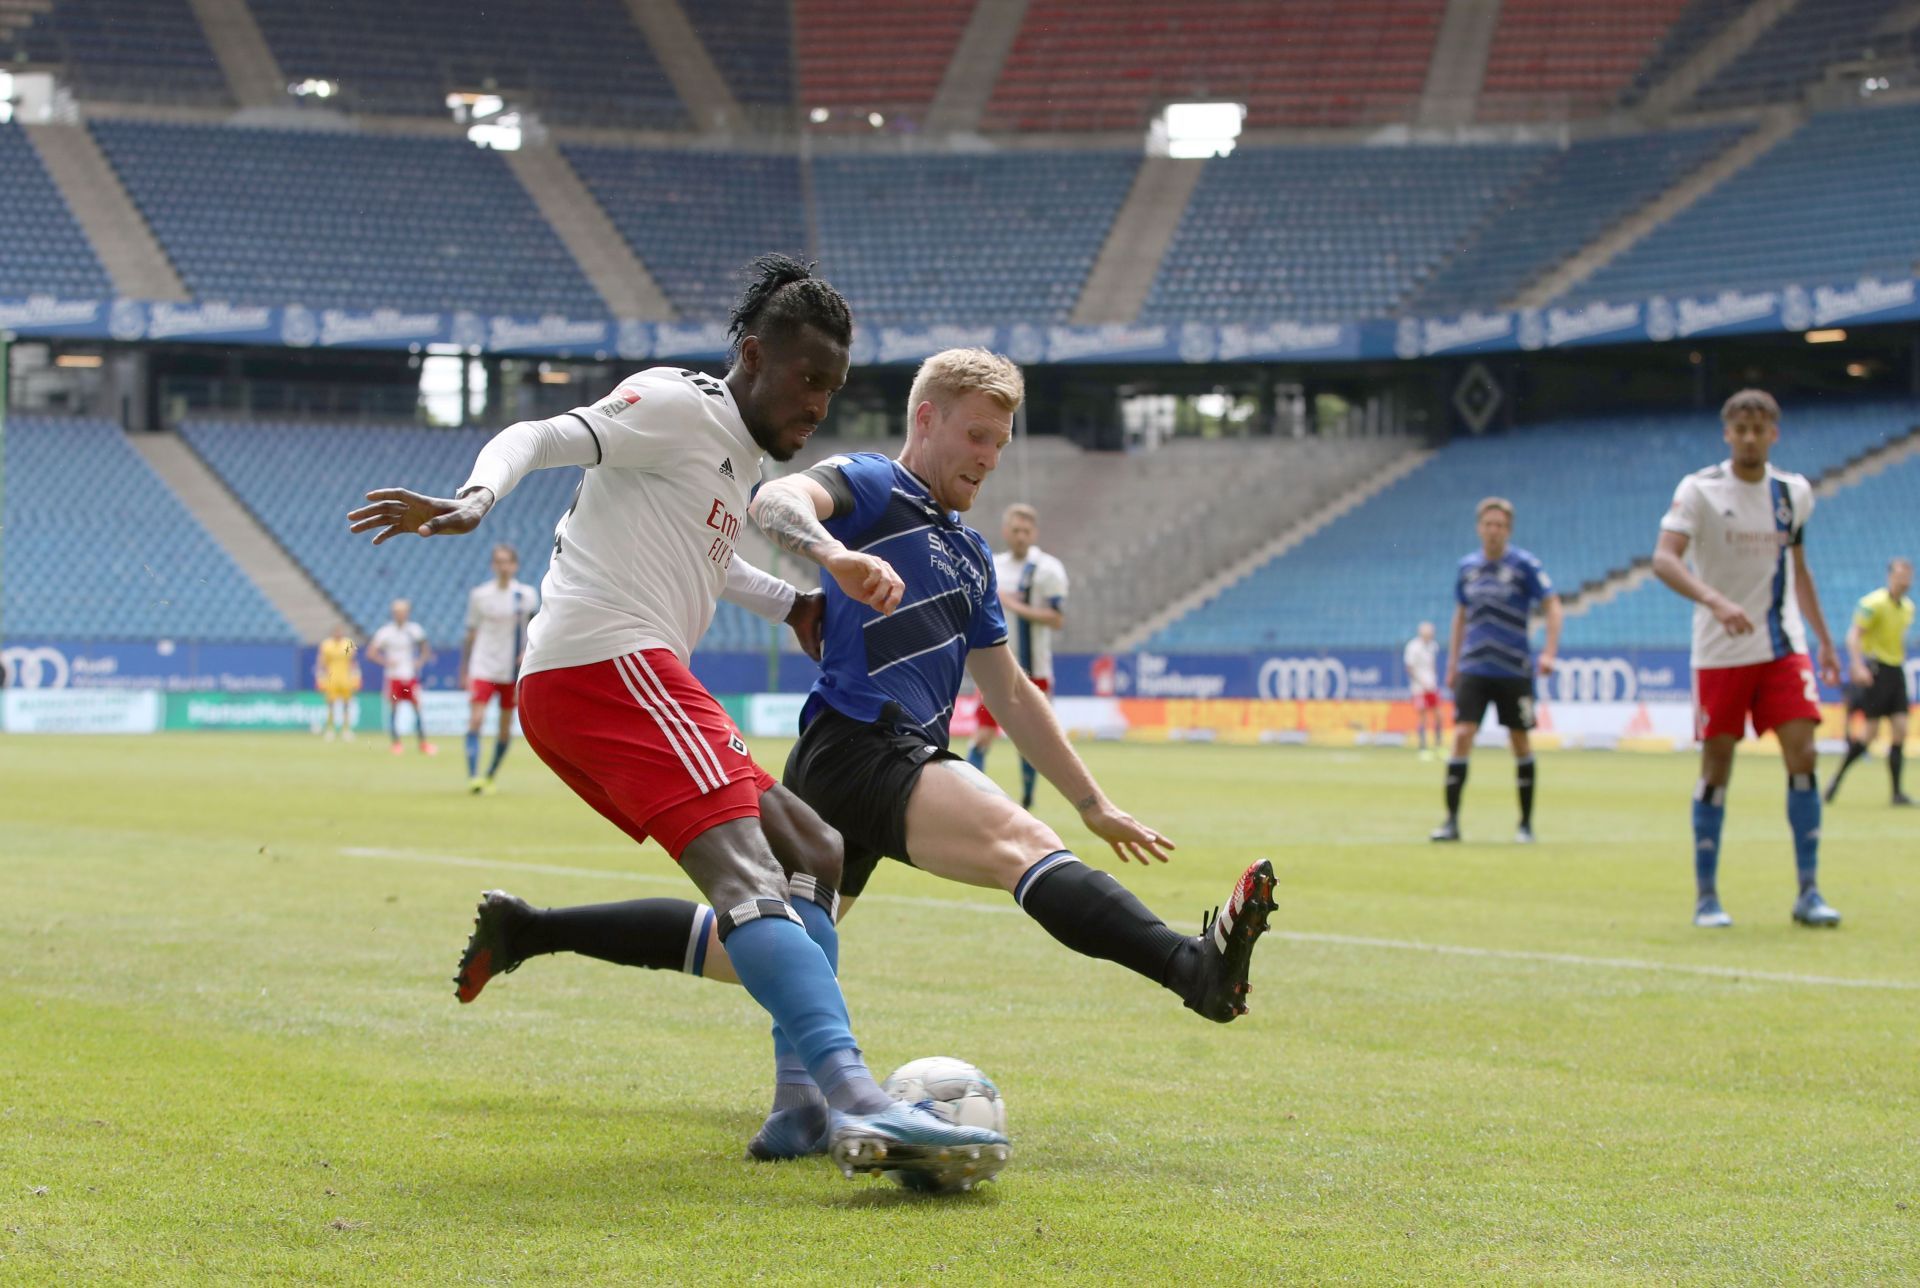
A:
[[923, 0, 1031, 134], [131, 430, 347, 640], [182, 0, 285, 108], [501, 145, 676, 320], [1514, 107, 1801, 309], [1635, 0, 1797, 117], [23, 121, 187, 302], [619, 0, 743, 131], [1417, 0, 1502, 128], [1071, 157, 1206, 326]]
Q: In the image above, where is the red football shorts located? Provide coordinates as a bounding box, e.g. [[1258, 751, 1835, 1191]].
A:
[[976, 675, 1051, 732], [517, 650, 776, 860], [385, 677, 419, 703], [1414, 689, 1440, 712], [1694, 654, 1821, 741], [469, 678, 517, 711]]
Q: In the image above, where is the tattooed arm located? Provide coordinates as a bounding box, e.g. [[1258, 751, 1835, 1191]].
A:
[[748, 475, 904, 615]]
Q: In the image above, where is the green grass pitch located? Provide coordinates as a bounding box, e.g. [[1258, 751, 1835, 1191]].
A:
[[3, 733, 1917, 1283]]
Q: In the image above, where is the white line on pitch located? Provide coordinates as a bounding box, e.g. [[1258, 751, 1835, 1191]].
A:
[[337, 847, 1920, 993]]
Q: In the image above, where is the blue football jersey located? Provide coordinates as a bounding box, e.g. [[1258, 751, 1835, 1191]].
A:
[[799, 453, 1008, 743], [1455, 547, 1553, 679]]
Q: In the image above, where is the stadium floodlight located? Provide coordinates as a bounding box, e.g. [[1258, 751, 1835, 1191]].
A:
[[0, 72, 11, 124], [1151, 102, 1245, 158], [868, 112, 885, 128], [1804, 329, 1847, 344], [809, 106, 830, 123], [290, 78, 337, 99]]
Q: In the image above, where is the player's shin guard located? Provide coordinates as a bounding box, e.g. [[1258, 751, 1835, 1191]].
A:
[[465, 731, 480, 777], [716, 902, 890, 1114], [1787, 772, 1821, 893], [1014, 852, 1188, 984], [1444, 758, 1469, 820], [1692, 780, 1726, 894], [1516, 757, 1536, 828], [763, 875, 840, 1113]]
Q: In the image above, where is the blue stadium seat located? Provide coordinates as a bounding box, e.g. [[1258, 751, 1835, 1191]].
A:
[[2, 417, 293, 641], [0, 124, 115, 299], [1691, 0, 1910, 110], [0, 0, 229, 105]]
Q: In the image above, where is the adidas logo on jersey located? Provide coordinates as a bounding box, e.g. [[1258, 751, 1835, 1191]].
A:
[[718, 457, 735, 479]]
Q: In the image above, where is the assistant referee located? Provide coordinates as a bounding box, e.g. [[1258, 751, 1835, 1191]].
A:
[[1825, 557, 1914, 806]]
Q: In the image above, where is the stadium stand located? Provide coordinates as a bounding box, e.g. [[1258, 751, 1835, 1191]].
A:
[[0, 122, 115, 299], [793, 0, 974, 129], [1148, 401, 1917, 651], [245, 0, 684, 126], [0, 0, 229, 105], [1689, 0, 1911, 111], [981, 0, 1445, 131], [2, 417, 293, 641], [90, 121, 605, 317], [1618, 0, 1753, 106], [1477, 0, 1694, 122], [1410, 125, 1747, 314], [178, 420, 777, 650], [810, 152, 1141, 325], [559, 147, 807, 321], [1565, 102, 1920, 304], [684, 0, 794, 111], [1141, 143, 1554, 324]]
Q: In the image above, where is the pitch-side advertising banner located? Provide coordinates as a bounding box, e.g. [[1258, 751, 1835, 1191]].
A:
[[2, 688, 163, 734], [2, 640, 302, 692]]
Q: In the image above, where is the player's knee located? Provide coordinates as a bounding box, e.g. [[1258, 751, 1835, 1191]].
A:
[[787, 816, 844, 892]]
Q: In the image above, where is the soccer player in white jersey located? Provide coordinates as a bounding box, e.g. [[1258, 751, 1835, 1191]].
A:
[[366, 599, 436, 756], [967, 502, 1068, 808], [1404, 621, 1441, 757], [460, 543, 539, 795], [347, 255, 1007, 1186], [1651, 389, 1844, 929]]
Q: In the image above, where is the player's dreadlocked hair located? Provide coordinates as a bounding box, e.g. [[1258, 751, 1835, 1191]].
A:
[[727, 253, 852, 355]]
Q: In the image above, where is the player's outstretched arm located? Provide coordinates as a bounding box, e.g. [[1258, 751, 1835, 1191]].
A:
[[1791, 545, 1842, 687], [748, 476, 904, 615], [968, 645, 1174, 865], [348, 486, 493, 545], [1652, 530, 1754, 635], [348, 414, 605, 544]]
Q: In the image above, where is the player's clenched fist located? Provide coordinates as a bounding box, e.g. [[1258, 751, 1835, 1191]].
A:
[[826, 550, 904, 615]]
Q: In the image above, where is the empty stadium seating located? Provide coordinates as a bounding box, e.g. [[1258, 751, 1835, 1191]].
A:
[[982, 0, 1445, 131], [178, 420, 778, 650], [91, 121, 604, 318], [245, 0, 684, 126], [794, 0, 973, 128], [1618, 0, 1752, 106], [559, 147, 806, 321], [0, 0, 228, 105], [1143, 143, 1554, 323], [1478, 0, 1693, 122], [685, 0, 794, 111], [0, 123, 114, 299], [811, 152, 1140, 325], [1411, 125, 1746, 314], [1691, 0, 1910, 111], [1566, 103, 1920, 304], [3, 417, 292, 641], [1149, 401, 1918, 651]]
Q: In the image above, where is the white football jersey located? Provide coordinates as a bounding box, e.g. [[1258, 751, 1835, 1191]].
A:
[[369, 620, 429, 681], [466, 579, 538, 683], [1403, 636, 1439, 692], [994, 545, 1068, 682], [1660, 460, 1814, 668], [462, 367, 762, 675]]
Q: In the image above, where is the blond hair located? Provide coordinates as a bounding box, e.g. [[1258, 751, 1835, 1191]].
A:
[[907, 348, 1025, 421], [1721, 388, 1779, 422], [1002, 502, 1038, 525], [1476, 496, 1514, 521]]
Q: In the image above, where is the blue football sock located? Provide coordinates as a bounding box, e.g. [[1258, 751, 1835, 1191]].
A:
[[765, 875, 841, 1100], [1692, 780, 1726, 895], [720, 911, 889, 1114], [488, 738, 510, 777], [465, 731, 480, 777], [1019, 758, 1037, 808], [1787, 772, 1821, 893], [967, 744, 987, 771]]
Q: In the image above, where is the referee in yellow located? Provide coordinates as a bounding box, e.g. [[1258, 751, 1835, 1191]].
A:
[[1824, 557, 1914, 805]]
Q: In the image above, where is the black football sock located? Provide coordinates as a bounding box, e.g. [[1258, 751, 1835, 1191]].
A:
[[1014, 853, 1190, 989], [1890, 743, 1906, 796], [1826, 739, 1868, 799], [1444, 758, 1469, 819], [1516, 757, 1536, 828], [517, 898, 710, 971]]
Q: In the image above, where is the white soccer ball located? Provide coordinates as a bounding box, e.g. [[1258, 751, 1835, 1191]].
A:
[[882, 1056, 1008, 1136]]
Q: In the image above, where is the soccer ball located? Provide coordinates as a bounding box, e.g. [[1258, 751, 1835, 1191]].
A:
[[881, 1056, 1008, 1192]]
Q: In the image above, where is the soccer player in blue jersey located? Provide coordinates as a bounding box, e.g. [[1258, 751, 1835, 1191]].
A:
[[455, 347, 1277, 1164], [1430, 497, 1562, 843]]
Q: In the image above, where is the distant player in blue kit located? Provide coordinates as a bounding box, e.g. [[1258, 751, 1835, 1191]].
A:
[[1431, 497, 1562, 843], [453, 347, 1277, 1165]]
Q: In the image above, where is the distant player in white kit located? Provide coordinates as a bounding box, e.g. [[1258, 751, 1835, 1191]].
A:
[[1404, 621, 1441, 756], [1650, 389, 1843, 929], [461, 543, 539, 795], [967, 502, 1068, 808], [366, 598, 436, 756]]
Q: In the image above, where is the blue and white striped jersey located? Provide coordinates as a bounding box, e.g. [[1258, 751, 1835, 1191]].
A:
[[1455, 547, 1553, 680], [799, 453, 1008, 743]]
